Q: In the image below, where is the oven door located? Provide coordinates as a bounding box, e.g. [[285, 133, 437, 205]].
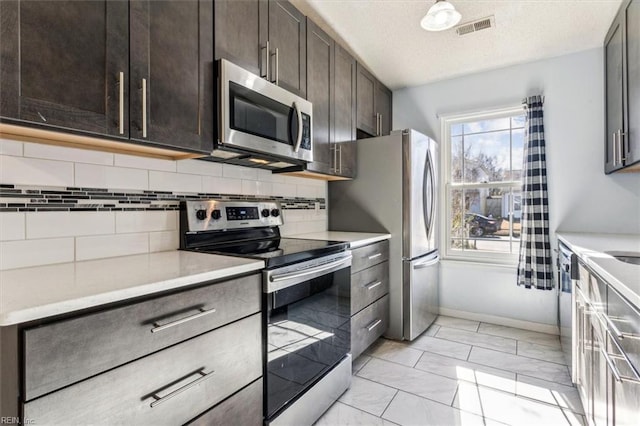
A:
[[218, 59, 312, 163], [263, 253, 351, 420]]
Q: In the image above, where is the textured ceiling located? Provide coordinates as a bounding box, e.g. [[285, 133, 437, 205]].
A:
[[292, 0, 624, 90]]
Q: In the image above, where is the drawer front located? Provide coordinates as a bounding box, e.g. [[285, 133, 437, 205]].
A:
[[187, 378, 263, 426], [24, 314, 262, 425], [351, 262, 389, 315], [24, 273, 261, 400], [351, 294, 389, 359], [351, 240, 389, 274], [607, 286, 640, 371]]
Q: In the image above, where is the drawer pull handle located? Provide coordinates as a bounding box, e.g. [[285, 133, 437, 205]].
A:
[[366, 319, 383, 332], [599, 345, 640, 385], [364, 281, 382, 290], [368, 253, 382, 260], [150, 308, 216, 333], [150, 370, 214, 408]]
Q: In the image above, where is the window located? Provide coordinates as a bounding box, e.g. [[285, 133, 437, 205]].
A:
[[440, 106, 525, 263]]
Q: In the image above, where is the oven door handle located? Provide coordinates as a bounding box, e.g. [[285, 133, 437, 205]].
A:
[[266, 255, 352, 292]]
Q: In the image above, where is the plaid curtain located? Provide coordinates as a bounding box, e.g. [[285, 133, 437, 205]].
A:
[[517, 95, 553, 290]]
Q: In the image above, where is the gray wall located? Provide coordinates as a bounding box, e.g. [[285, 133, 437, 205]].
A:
[[393, 48, 640, 327]]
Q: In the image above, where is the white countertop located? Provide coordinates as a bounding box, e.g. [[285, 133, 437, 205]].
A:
[[0, 251, 264, 326], [291, 231, 391, 249], [557, 232, 640, 308]]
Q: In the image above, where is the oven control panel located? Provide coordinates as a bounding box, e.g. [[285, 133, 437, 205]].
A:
[[183, 200, 283, 231]]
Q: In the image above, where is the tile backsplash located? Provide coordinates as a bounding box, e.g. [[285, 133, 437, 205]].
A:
[[0, 138, 328, 270]]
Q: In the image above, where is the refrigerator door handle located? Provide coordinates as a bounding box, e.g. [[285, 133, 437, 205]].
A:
[[422, 149, 435, 240], [413, 254, 439, 269]]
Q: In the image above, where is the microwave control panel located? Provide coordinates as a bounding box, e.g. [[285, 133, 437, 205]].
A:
[[301, 113, 311, 150]]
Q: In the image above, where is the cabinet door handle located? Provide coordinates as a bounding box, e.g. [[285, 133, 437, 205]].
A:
[[150, 307, 216, 333], [150, 370, 215, 408], [365, 318, 382, 332], [142, 78, 148, 138], [618, 129, 627, 162], [270, 48, 279, 85], [612, 132, 617, 166], [333, 145, 337, 173], [118, 72, 124, 135], [364, 280, 382, 290], [261, 40, 270, 80], [338, 144, 343, 174]]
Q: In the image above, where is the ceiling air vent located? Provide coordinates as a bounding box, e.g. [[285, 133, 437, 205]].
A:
[[455, 16, 495, 36]]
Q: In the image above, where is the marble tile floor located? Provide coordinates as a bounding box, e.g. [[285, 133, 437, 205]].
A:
[[315, 315, 584, 426]]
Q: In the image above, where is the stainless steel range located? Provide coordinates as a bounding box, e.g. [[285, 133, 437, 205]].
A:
[[180, 200, 352, 425]]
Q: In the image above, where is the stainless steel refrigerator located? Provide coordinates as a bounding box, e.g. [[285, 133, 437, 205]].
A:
[[329, 129, 439, 340]]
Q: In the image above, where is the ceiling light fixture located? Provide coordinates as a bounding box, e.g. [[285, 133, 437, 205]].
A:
[[420, 0, 462, 32]]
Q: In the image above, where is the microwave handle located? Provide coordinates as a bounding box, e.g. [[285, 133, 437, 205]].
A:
[[293, 102, 303, 153]]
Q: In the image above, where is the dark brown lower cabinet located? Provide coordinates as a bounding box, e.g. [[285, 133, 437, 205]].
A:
[[0, 274, 263, 426], [349, 241, 390, 359]]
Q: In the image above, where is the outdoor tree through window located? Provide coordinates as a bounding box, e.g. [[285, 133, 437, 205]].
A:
[[442, 107, 525, 261]]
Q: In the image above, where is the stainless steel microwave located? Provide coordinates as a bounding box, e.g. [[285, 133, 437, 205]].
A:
[[211, 59, 313, 167]]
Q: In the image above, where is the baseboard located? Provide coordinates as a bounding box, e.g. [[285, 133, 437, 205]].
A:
[[438, 307, 560, 335]]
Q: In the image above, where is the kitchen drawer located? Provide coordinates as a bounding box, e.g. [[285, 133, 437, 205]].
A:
[[24, 273, 261, 401], [351, 261, 389, 315], [23, 314, 262, 425], [351, 240, 389, 274], [351, 294, 389, 359], [187, 378, 263, 426], [607, 285, 640, 371]]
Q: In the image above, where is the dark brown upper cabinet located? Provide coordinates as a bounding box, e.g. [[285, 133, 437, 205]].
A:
[[130, 0, 214, 153], [214, 0, 306, 98], [0, 0, 129, 138], [274, 19, 357, 180], [214, 0, 262, 76], [333, 44, 357, 178], [356, 64, 377, 136], [0, 0, 213, 156], [262, 0, 307, 98], [305, 19, 334, 176], [604, 0, 640, 173], [375, 83, 392, 137], [356, 63, 392, 137]]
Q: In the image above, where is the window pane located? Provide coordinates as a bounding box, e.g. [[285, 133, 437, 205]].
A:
[[509, 128, 525, 180], [463, 117, 510, 134], [449, 189, 465, 250], [451, 123, 463, 136], [451, 136, 463, 183], [449, 187, 521, 254], [511, 114, 526, 128], [462, 131, 511, 183]]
